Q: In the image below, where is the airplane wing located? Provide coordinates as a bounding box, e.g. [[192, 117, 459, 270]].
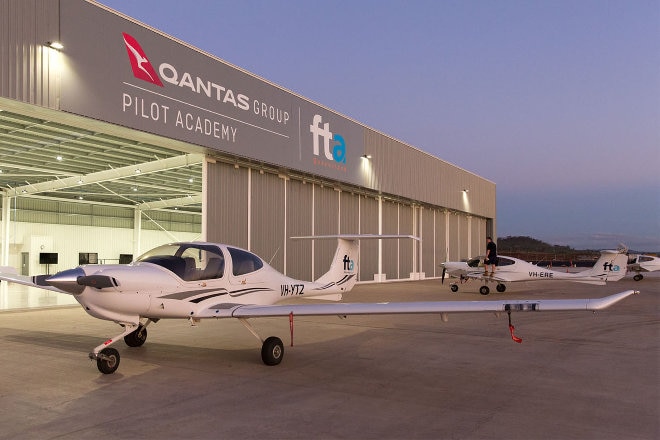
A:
[[0, 266, 68, 294], [196, 290, 637, 319]]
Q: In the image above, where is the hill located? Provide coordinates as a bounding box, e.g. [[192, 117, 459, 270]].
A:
[[497, 236, 598, 262]]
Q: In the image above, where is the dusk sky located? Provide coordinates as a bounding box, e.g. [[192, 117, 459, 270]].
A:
[[98, 0, 659, 251]]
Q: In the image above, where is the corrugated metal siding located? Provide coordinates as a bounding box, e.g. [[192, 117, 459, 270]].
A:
[[381, 200, 398, 278], [359, 195, 378, 281], [435, 210, 448, 265], [339, 191, 359, 234], [1, 0, 60, 107], [251, 171, 285, 270], [364, 128, 496, 219], [448, 213, 459, 261], [313, 185, 338, 280], [286, 179, 312, 279], [459, 215, 469, 260], [471, 217, 485, 257], [421, 207, 435, 277], [206, 162, 248, 247], [399, 204, 414, 277], [8, 197, 200, 232]]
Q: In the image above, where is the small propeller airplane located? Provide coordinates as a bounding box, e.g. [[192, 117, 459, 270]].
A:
[[627, 254, 660, 281], [441, 249, 629, 295], [0, 235, 637, 374]]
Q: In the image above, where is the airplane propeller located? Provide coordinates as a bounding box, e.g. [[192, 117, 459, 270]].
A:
[[441, 266, 446, 284], [44, 268, 117, 294]]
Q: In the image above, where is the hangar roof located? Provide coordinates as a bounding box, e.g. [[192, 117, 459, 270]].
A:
[[0, 99, 203, 214]]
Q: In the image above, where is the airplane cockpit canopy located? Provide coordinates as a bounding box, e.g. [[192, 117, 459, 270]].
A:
[[227, 247, 264, 276], [136, 243, 225, 282]]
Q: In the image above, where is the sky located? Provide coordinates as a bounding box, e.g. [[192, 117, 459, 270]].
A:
[[97, 0, 659, 251]]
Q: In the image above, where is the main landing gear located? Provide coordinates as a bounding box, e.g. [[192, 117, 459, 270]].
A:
[[90, 319, 156, 374], [239, 318, 285, 366], [633, 273, 643, 281], [450, 282, 506, 295]]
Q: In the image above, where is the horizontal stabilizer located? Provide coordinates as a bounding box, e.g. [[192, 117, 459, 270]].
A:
[[292, 234, 420, 241]]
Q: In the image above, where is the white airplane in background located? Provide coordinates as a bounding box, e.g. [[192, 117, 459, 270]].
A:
[[0, 235, 637, 375], [441, 249, 628, 295], [628, 254, 660, 281]]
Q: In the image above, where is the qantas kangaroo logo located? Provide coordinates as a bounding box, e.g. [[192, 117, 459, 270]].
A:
[[122, 32, 163, 87]]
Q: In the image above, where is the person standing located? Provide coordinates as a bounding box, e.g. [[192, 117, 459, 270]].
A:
[[485, 236, 498, 275]]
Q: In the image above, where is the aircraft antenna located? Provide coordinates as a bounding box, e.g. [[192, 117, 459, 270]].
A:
[[268, 247, 281, 265]]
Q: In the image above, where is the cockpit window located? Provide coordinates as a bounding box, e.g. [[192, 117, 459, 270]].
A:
[[466, 257, 482, 267], [136, 243, 225, 281], [498, 257, 515, 266], [227, 247, 263, 276], [639, 256, 653, 263]]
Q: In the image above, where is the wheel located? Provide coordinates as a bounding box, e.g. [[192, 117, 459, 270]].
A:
[[124, 325, 147, 347], [496, 283, 506, 293], [97, 347, 120, 374], [633, 274, 643, 281], [450, 284, 459, 293], [479, 286, 490, 295], [261, 336, 284, 366]]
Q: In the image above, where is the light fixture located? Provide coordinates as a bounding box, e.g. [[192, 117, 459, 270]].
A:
[[135, 168, 141, 174], [77, 178, 83, 184], [188, 178, 194, 183], [462, 189, 469, 193], [56, 155, 63, 161], [362, 154, 372, 159], [46, 41, 64, 50]]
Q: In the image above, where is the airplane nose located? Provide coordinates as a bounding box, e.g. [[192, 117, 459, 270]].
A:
[[46, 267, 86, 294]]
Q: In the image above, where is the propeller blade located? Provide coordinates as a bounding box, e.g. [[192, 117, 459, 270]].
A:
[[442, 267, 446, 284], [78, 275, 117, 289]]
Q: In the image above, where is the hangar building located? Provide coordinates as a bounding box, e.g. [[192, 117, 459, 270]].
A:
[[0, 0, 496, 299]]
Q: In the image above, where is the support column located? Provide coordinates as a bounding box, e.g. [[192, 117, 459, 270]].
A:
[[133, 208, 142, 259], [2, 194, 11, 266], [374, 196, 386, 282]]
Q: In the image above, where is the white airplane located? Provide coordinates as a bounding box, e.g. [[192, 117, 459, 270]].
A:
[[441, 249, 628, 295], [628, 254, 660, 281], [0, 236, 637, 374]]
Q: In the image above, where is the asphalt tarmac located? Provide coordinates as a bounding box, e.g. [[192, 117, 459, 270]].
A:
[[0, 276, 657, 440]]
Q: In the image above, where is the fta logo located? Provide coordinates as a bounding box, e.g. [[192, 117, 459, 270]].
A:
[[603, 262, 620, 272], [309, 114, 346, 164], [122, 32, 163, 87], [342, 255, 354, 272]]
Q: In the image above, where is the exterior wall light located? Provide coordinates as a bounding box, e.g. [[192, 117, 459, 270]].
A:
[[46, 41, 64, 50]]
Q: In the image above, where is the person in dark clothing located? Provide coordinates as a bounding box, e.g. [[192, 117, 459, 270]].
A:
[[485, 236, 498, 275]]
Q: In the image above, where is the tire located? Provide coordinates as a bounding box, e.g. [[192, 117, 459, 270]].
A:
[[450, 284, 459, 293], [633, 274, 643, 281], [479, 286, 490, 295], [124, 325, 147, 347], [496, 284, 506, 293], [261, 336, 284, 366], [97, 347, 120, 374]]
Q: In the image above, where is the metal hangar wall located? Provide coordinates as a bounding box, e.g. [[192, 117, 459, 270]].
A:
[[1, 0, 496, 282]]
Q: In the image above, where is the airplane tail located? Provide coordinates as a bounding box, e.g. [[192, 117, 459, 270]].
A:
[[313, 237, 360, 294], [293, 234, 420, 298], [578, 250, 628, 282]]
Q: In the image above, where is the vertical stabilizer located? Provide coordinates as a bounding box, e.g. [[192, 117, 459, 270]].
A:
[[314, 238, 359, 292], [580, 250, 628, 281]]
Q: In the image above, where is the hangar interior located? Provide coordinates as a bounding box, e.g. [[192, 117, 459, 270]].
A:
[[0, 0, 496, 309]]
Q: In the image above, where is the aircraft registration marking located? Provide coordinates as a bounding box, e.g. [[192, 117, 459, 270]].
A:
[[528, 272, 554, 278], [281, 284, 304, 296]]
